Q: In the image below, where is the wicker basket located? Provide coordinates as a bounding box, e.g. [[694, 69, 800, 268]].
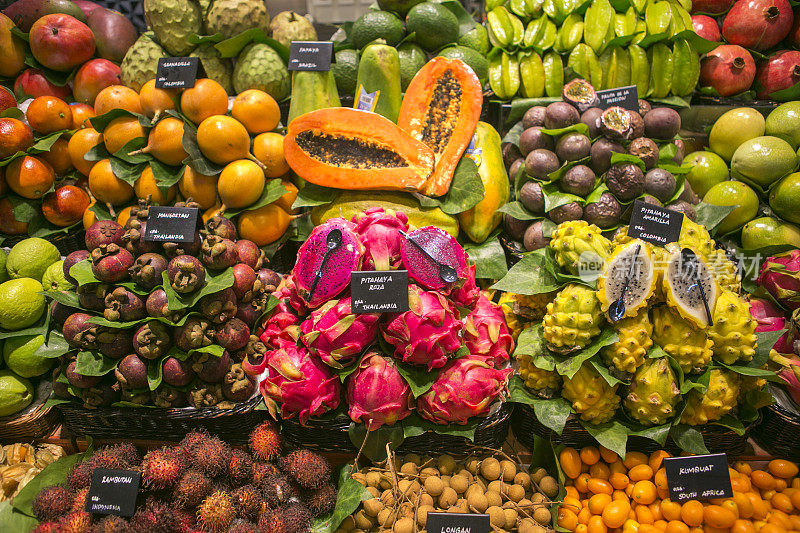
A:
[[58, 396, 267, 444], [0, 381, 60, 441], [751, 387, 800, 461], [282, 404, 513, 456], [512, 403, 754, 456], [3, 228, 85, 257]]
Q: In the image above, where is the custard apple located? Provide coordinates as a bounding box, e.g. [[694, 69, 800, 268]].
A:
[[543, 283, 604, 354], [269, 11, 317, 48], [206, 0, 270, 40], [190, 44, 233, 94], [623, 357, 680, 426], [120, 32, 168, 92], [601, 310, 653, 377], [143, 0, 202, 56], [651, 306, 713, 374], [709, 289, 757, 365], [562, 363, 620, 424], [549, 220, 612, 276], [681, 369, 740, 425], [233, 43, 290, 100]]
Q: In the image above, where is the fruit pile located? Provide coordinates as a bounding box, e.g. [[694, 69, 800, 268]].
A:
[[693, 0, 800, 100], [483, 0, 700, 101], [0, 442, 65, 502], [248, 211, 513, 429], [50, 212, 280, 409], [342, 451, 559, 532], [505, 217, 770, 442], [557, 446, 800, 533], [501, 79, 693, 253], [685, 105, 800, 250], [28, 422, 340, 532]]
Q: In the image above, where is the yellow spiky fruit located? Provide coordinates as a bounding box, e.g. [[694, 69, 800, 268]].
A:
[[680, 369, 740, 425], [548, 220, 612, 275], [543, 284, 604, 354], [517, 353, 562, 398], [623, 357, 680, 426], [562, 363, 620, 424], [678, 217, 716, 260], [706, 249, 742, 294], [597, 239, 657, 319], [709, 290, 757, 365], [651, 306, 713, 374], [601, 311, 653, 376]]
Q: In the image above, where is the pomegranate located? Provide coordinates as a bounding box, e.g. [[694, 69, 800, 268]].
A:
[[722, 0, 793, 51], [692, 15, 722, 40], [691, 0, 735, 14], [755, 50, 800, 100], [789, 7, 800, 49], [700, 45, 756, 96]]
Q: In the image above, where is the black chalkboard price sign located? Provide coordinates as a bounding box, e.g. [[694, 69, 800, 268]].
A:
[[288, 41, 335, 71], [350, 270, 409, 314], [144, 206, 199, 243], [628, 199, 684, 246], [155, 57, 200, 89], [664, 454, 733, 502], [86, 468, 141, 516], [427, 511, 490, 533], [596, 85, 640, 112]]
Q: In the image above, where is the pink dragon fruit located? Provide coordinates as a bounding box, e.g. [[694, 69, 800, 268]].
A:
[[259, 299, 301, 351], [346, 351, 414, 429], [300, 297, 380, 368], [352, 207, 409, 271], [463, 293, 515, 366], [400, 226, 471, 296], [382, 285, 463, 369], [272, 274, 308, 316], [449, 263, 480, 308], [292, 218, 364, 308], [751, 298, 794, 354], [757, 250, 800, 310], [260, 344, 341, 424], [769, 351, 800, 406], [417, 358, 512, 425]]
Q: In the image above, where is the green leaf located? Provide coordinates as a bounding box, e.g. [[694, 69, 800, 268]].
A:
[[404, 413, 478, 441], [10, 197, 40, 223], [610, 152, 646, 172], [497, 201, 538, 220], [33, 331, 69, 359], [0, 108, 24, 120], [506, 97, 562, 125], [113, 136, 149, 164], [671, 29, 720, 55], [395, 360, 438, 398], [12, 451, 90, 518], [69, 259, 98, 286], [581, 419, 629, 458], [88, 202, 114, 221], [148, 354, 164, 390], [464, 236, 508, 279], [670, 425, 710, 454], [508, 376, 571, 435], [440, 0, 478, 34], [555, 329, 619, 378], [649, 95, 691, 108], [417, 158, 484, 215], [293, 183, 339, 209], [162, 268, 235, 311], [89, 109, 139, 132], [503, 121, 525, 146], [150, 159, 186, 190], [223, 179, 288, 218], [182, 119, 225, 176], [541, 123, 590, 137], [110, 158, 147, 187], [29, 131, 67, 154], [541, 182, 584, 211], [347, 423, 405, 463], [41, 290, 79, 308], [215, 28, 290, 63], [75, 350, 117, 376], [84, 142, 111, 162], [0, 502, 38, 532], [767, 79, 800, 102], [311, 465, 372, 533], [695, 201, 737, 235], [628, 423, 672, 446], [491, 250, 561, 295]]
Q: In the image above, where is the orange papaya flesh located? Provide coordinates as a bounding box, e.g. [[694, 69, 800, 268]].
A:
[[284, 107, 435, 192], [398, 57, 483, 197]]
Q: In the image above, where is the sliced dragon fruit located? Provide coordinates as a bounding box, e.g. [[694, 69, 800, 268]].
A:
[[400, 226, 470, 295]]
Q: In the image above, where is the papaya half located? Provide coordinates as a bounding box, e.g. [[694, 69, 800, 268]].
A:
[[283, 107, 436, 192], [397, 57, 483, 197]]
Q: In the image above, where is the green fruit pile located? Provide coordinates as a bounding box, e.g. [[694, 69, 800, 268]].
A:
[[689, 103, 800, 250], [484, 0, 700, 101]]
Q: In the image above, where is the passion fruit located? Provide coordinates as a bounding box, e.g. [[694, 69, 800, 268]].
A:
[[562, 78, 598, 112]]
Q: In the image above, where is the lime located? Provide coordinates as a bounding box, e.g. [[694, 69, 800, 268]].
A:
[[741, 216, 800, 250], [766, 102, 800, 150], [458, 24, 489, 55], [406, 2, 459, 52], [770, 172, 800, 224], [398, 43, 427, 90], [0, 370, 33, 417], [332, 49, 360, 97], [730, 136, 798, 190], [377, 0, 424, 17], [350, 10, 405, 49], [0, 250, 7, 284], [42, 260, 71, 291], [683, 151, 729, 197], [3, 335, 53, 378], [702, 180, 759, 235], [438, 45, 489, 85], [708, 108, 766, 162], [5, 238, 60, 281], [0, 278, 46, 331]]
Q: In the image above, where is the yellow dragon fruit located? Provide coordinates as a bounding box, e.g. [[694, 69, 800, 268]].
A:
[[623, 358, 680, 426], [562, 363, 620, 424], [651, 306, 713, 374], [706, 249, 742, 294], [514, 324, 561, 398], [709, 290, 757, 365], [680, 369, 740, 425], [597, 239, 657, 319], [549, 221, 612, 276], [543, 284, 604, 354], [678, 217, 716, 261], [601, 310, 653, 376]]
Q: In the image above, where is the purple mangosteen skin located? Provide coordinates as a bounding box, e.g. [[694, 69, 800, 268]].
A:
[[191, 350, 231, 383], [97, 327, 134, 359], [63, 312, 99, 349], [66, 361, 101, 389], [167, 255, 206, 294], [91, 244, 134, 283], [115, 353, 149, 390], [63, 250, 91, 285], [236, 239, 265, 269], [163, 356, 196, 387], [203, 215, 237, 240], [215, 318, 250, 352], [200, 236, 239, 270], [85, 220, 125, 251]]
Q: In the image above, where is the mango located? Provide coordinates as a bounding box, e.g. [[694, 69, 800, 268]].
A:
[[312, 191, 459, 236], [741, 216, 800, 250], [0, 13, 26, 78]]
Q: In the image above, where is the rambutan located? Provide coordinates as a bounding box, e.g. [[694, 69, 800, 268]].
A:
[[191, 437, 230, 478], [304, 483, 337, 517], [257, 510, 288, 533], [279, 449, 331, 490], [31, 485, 73, 522], [32, 522, 60, 533], [197, 490, 235, 533], [283, 503, 312, 533], [67, 460, 94, 491], [173, 469, 213, 509], [129, 499, 175, 533], [262, 474, 295, 507], [142, 446, 185, 489], [73, 487, 90, 512], [228, 519, 257, 533], [178, 429, 211, 457], [231, 484, 263, 522], [58, 510, 93, 533], [227, 449, 254, 483], [92, 443, 140, 469], [92, 514, 131, 533], [248, 422, 281, 461], [251, 462, 280, 486]]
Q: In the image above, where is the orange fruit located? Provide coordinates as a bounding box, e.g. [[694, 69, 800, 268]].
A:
[[561, 448, 583, 480], [666, 521, 690, 533], [602, 500, 631, 529], [600, 447, 619, 464], [237, 202, 293, 246], [139, 79, 178, 119], [0, 197, 28, 235], [40, 138, 73, 175], [769, 461, 799, 480], [70, 103, 96, 129], [135, 117, 187, 166], [83, 200, 97, 229], [217, 159, 265, 209], [731, 520, 756, 533], [772, 493, 794, 514], [680, 501, 704, 527], [94, 85, 141, 115], [660, 499, 682, 522], [88, 159, 134, 205], [5, 155, 55, 198], [103, 116, 145, 154], [559, 507, 580, 531], [588, 479, 613, 495], [180, 78, 228, 125], [610, 473, 629, 490], [0, 168, 6, 196], [733, 463, 752, 476], [275, 179, 299, 213], [42, 184, 91, 226], [733, 492, 753, 519], [629, 465, 655, 482], [202, 201, 224, 223], [196, 115, 252, 164], [68, 127, 103, 176], [231, 89, 280, 134], [624, 452, 649, 470], [134, 165, 176, 205], [253, 132, 289, 178], [116, 206, 132, 227], [589, 514, 608, 533], [589, 494, 613, 515], [26, 96, 71, 133], [632, 481, 658, 505], [575, 473, 591, 494], [179, 167, 218, 210], [580, 447, 601, 467], [751, 471, 776, 491], [0, 118, 34, 159]]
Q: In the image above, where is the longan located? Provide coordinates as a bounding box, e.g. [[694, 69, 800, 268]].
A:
[[351, 472, 366, 485], [420, 467, 439, 479], [354, 510, 373, 530], [504, 508, 519, 529], [425, 476, 444, 497], [395, 517, 414, 533], [488, 506, 506, 527], [419, 493, 434, 507], [519, 518, 540, 533], [438, 455, 457, 475], [469, 492, 489, 513], [451, 474, 469, 494], [364, 472, 381, 487], [531, 467, 548, 483], [439, 487, 458, 508], [534, 506, 553, 525], [515, 472, 533, 490], [488, 480, 505, 494], [539, 476, 559, 498], [366, 486, 379, 498], [508, 484, 526, 502], [465, 457, 480, 474], [377, 508, 396, 528], [417, 505, 434, 527], [501, 460, 518, 481], [481, 458, 503, 481], [362, 498, 382, 517], [487, 490, 503, 507], [380, 490, 394, 507], [404, 453, 422, 465], [400, 462, 418, 476], [518, 498, 534, 517]]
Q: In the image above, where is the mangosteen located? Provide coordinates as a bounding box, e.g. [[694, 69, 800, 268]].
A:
[[175, 317, 215, 352], [606, 163, 645, 202], [519, 181, 545, 214], [85, 220, 125, 252], [580, 108, 603, 138], [199, 288, 238, 324], [63, 312, 99, 350], [151, 385, 187, 408], [504, 214, 528, 241], [186, 382, 225, 409], [502, 142, 522, 169], [523, 221, 550, 251], [77, 283, 111, 312], [235, 304, 260, 328], [628, 138, 659, 169], [162, 231, 202, 259], [66, 361, 101, 389], [599, 107, 633, 140], [104, 287, 146, 322], [97, 327, 134, 359], [256, 269, 281, 293], [644, 168, 677, 203], [548, 202, 583, 224], [191, 350, 231, 383], [667, 200, 697, 220], [680, 181, 700, 205], [628, 111, 645, 139], [522, 106, 547, 129], [203, 215, 237, 240], [560, 165, 597, 197], [129, 253, 168, 291], [115, 353, 149, 390], [215, 318, 250, 352], [644, 107, 681, 139], [91, 244, 134, 283], [519, 127, 554, 156], [556, 133, 591, 162], [122, 217, 159, 255], [50, 301, 78, 327], [544, 102, 580, 129], [672, 139, 685, 164], [525, 149, 561, 179], [146, 288, 185, 323], [590, 138, 625, 175], [232, 264, 258, 302], [80, 379, 120, 408], [223, 363, 256, 402], [509, 158, 525, 180], [200, 235, 239, 270], [243, 335, 267, 370], [638, 100, 651, 117], [163, 357, 195, 387], [584, 192, 622, 229], [167, 255, 206, 294], [562, 79, 598, 112], [237, 239, 266, 270], [133, 321, 173, 360], [63, 250, 90, 285]]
